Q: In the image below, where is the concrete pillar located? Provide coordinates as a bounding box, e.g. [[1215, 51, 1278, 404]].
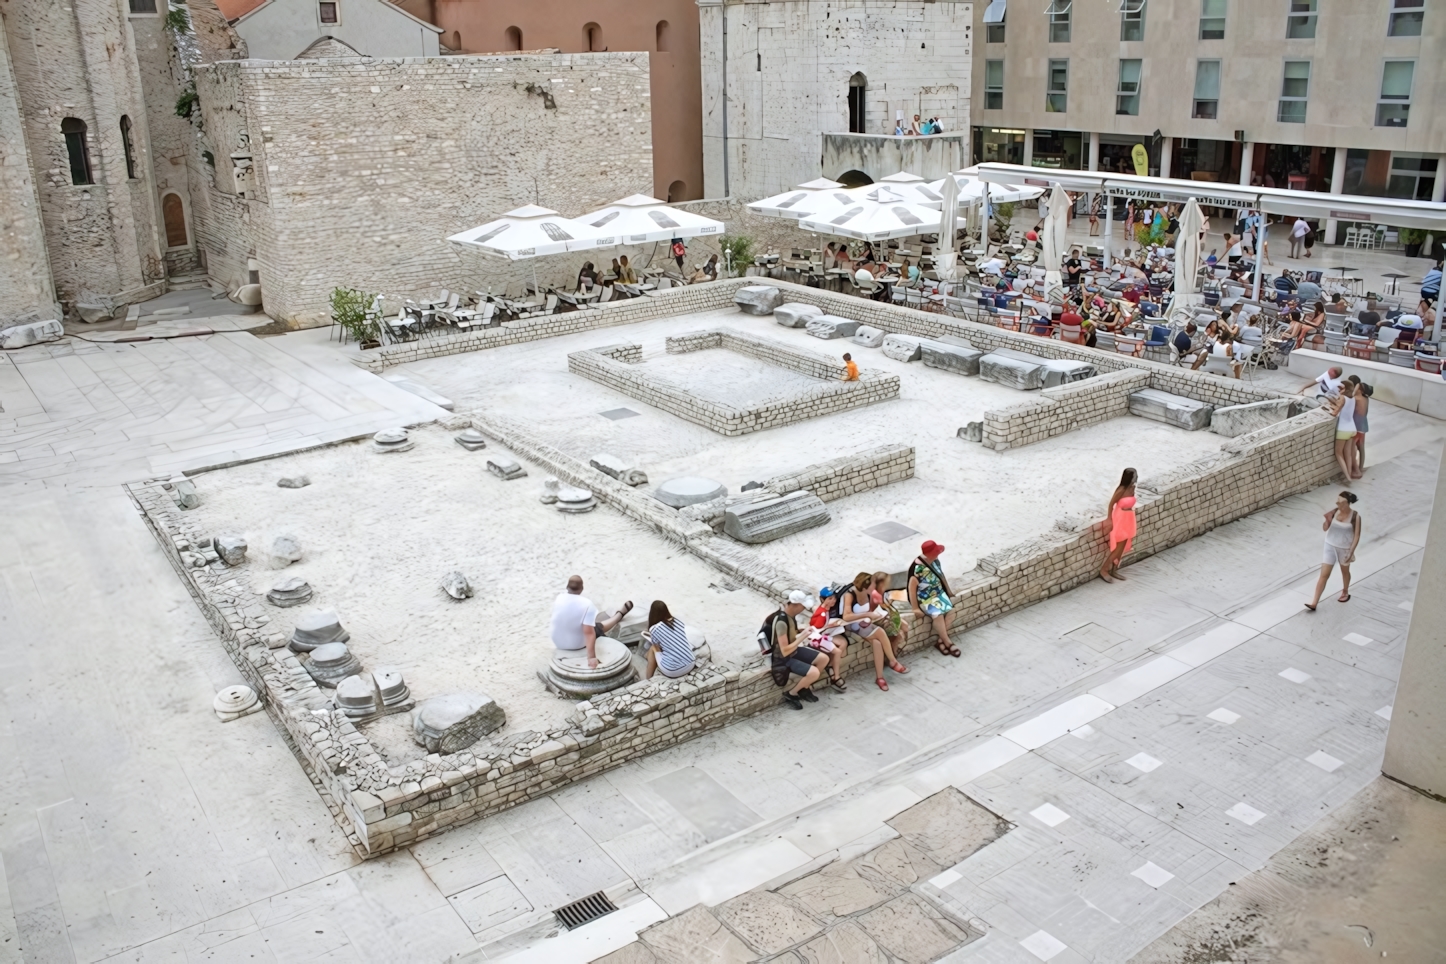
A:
[[1325, 147, 1349, 245], [1159, 137, 1173, 180], [1433, 158, 1446, 203], [1383, 445, 1446, 799], [1238, 142, 1254, 185], [1023, 129, 1035, 167], [1088, 132, 1100, 172]]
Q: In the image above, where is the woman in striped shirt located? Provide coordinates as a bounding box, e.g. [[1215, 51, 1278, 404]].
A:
[[643, 600, 695, 680]]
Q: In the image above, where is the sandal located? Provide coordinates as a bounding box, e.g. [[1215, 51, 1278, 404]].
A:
[[1303, 602, 1317, 612], [616, 600, 634, 619], [888, 661, 909, 674], [876, 677, 889, 691], [934, 640, 961, 658], [828, 670, 848, 693], [1338, 593, 1351, 603]]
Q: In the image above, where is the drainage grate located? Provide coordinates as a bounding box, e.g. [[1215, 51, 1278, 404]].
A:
[[553, 891, 618, 930]]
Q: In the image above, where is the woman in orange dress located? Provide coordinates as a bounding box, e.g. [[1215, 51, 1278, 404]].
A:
[[1100, 468, 1137, 583]]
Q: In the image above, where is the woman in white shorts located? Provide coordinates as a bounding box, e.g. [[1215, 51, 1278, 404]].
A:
[[1306, 491, 1361, 610]]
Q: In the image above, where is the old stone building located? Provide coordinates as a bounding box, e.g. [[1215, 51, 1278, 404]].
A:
[[698, 0, 974, 200]]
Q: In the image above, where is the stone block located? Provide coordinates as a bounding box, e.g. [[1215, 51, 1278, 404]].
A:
[[487, 456, 527, 480], [978, 352, 1045, 390], [413, 693, 506, 753], [305, 642, 362, 687], [277, 475, 311, 488], [714, 892, 823, 955], [1129, 388, 1214, 431], [805, 315, 860, 340], [958, 422, 982, 442], [76, 303, 112, 324], [774, 303, 823, 328], [337, 675, 379, 719], [1209, 397, 1295, 437], [441, 571, 473, 600], [168, 479, 199, 510], [268, 576, 313, 608], [852, 325, 885, 348], [655, 476, 726, 508], [919, 339, 983, 376], [270, 534, 302, 567], [882, 334, 923, 362], [723, 491, 830, 544], [589, 453, 628, 479], [0, 319, 63, 349], [734, 285, 784, 315], [215, 535, 247, 566], [1039, 359, 1097, 388]]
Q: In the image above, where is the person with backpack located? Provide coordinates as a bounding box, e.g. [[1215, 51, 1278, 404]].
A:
[[671, 237, 687, 273], [908, 541, 959, 657], [759, 591, 828, 709]]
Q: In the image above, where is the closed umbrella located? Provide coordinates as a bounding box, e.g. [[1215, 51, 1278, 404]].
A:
[[934, 171, 959, 281], [1041, 182, 1071, 303], [1171, 198, 1204, 323]]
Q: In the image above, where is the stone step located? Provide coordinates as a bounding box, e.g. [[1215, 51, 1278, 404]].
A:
[[166, 274, 211, 291]]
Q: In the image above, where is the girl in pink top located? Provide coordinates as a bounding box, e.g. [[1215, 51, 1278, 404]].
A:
[[1100, 468, 1137, 583]]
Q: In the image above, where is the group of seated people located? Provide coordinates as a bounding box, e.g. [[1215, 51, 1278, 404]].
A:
[[822, 242, 924, 298], [573, 252, 720, 293]]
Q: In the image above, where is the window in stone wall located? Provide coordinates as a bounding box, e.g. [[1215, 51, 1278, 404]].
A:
[[1199, 0, 1225, 39], [1287, 0, 1316, 39], [62, 117, 93, 186], [318, 1, 339, 25], [505, 26, 522, 50], [848, 72, 868, 132], [128, 0, 158, 13], [1116, 59, 1141, 116], [584, 22, 604, 52], [1192, 60, 1220, 118], [163, 193, 188, 247], [120, 115, 138, 179], [656, 20, 670, 52]]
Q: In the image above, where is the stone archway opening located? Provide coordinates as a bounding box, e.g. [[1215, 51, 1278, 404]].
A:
[[848, 72, 868, 134], [837, 169, 873, 188]]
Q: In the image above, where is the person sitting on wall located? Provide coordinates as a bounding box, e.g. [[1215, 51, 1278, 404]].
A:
[[642, 600, 695, 680], [688, 254, 719, 284]]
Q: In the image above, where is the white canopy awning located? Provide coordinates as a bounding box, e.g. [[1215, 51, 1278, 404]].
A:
[[873, 172, 948, 207], [580, 194, 724, 245], [747, 182, 857, 220], [975, 162, 1446, 231], [446, 205, 602, 259], [799, 186, 964, 241]]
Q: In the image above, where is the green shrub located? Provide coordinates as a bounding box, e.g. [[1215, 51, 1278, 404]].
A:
[[719, 234, 755, 276], [330, 287, 380, 344]]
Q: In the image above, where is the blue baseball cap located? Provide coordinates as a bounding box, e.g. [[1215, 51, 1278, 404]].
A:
[[818, 587, 835, 598]]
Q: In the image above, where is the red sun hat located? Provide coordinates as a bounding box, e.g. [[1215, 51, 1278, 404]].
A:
[[921, 540, 945, 558], [1026, 230, 1038, 241]]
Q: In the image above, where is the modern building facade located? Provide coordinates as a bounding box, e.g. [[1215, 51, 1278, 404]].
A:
[[971, 0, 1445, 238]]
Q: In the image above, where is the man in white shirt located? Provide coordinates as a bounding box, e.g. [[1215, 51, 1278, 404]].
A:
[[1290, 217, 1311, 259], [550, 575, 631, 669], [980, 256, 1007, 276], [1313, 366, 1344, 399]]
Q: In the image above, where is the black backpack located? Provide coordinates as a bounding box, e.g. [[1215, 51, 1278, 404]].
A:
[[757, 609, 794, 687]]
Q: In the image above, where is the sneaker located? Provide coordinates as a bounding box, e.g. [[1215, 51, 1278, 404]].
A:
[[798, 687, 819, 703], [782, 692, 803, 710]]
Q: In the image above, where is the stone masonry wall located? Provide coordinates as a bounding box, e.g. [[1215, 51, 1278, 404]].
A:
[[192, 53, 655, 324], [764, 444, 915, 503], [568, 328, 900, 435], [981, 369, 1152, 451], [0, 13, 58, 326], [132, 397, 1339, 858]]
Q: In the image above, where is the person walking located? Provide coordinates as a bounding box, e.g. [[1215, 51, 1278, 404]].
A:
[[1290, 217, 1310, 259], [671, 237, 687, 273], [1349, 376, 1371, 476], [1100, 468, 1137, 583], [908, 541, 959, 657], [1306, 491, 1361, 610], [1329, 382, 1359, 481]]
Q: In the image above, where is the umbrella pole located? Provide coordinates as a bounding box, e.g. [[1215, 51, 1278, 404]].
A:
[[1251, 215, 1265, 301], [1104, 195, 1113, 267]]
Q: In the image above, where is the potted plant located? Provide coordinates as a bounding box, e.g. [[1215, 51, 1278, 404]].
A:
[[1399, 227, 1427, 259], [330, 287, 381, 348]]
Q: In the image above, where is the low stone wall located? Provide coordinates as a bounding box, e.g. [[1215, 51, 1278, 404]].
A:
[[981, 370, 1152, 451], [764, 444, 916, 503], [133, 401, 1338, 857], [568, 328, 899, 436]]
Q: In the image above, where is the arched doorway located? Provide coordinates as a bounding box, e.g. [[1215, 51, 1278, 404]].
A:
[[162, 193, 188, 247], [667, 179, 686, 202], [837, 169, 873, 188], [848, 72, 868, 134], [583, 22, 604, 52], [655, 20, 670, 52], [505, 26, 522, 50]]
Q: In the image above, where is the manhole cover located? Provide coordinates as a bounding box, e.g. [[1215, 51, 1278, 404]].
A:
[[862, 521, 920, 544], [599, 408, 641, 420]]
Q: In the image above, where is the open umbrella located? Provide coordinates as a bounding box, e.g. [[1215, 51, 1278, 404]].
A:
[[923, 172, 1045, 210], [799, 186, 963, 242], [1041, 182, 1071, 303], [747, 183, 859, 221], [934, 171, 960, 281], [580, 195, 724, 245], [447, 205, 604, 296], [1171, 198, 1204, 323], [874, 172, 948, 207]]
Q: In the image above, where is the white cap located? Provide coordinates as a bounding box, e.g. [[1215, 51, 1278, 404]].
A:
[[787, 590, 810, 607]]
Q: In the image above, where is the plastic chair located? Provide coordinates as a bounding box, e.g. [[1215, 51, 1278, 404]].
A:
[[1115, 335, 1145, 357], [1388, 348, 1416, 368], [1202, 353, 1236, 376], [1415, 353, 1444, 374], [1322, 330, 1347, 354], [1345, 334, 1375, 360], [1059, 325, 1085, 345], [1094, 331, 1117, 353]]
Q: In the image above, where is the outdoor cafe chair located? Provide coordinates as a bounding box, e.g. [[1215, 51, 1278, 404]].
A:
[[1345, 334, 1375, 360], [1115, 334, 1146, 358], [1388, 348, 1417, 368], [1415, 353, 1444, 375]]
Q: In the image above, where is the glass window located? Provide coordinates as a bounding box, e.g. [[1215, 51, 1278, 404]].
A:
[[1120, 0, 1146, 41], [1287, 0, 1316, 39], [984, 0, 1006, 42], [987, 22, 1005, 42], [318, 1, 338, 24], [1278, 61, 1309, 123], [1193, 60, 1220, 119], [1116, 59, 1141, 115], [1046, 59, 1068, 112], [128, 0, 157, 12], [1387, 154, 1438, 199], [984, 60, 1004, 110], [1047, 0, 1071, 42], [1389, 0, 1423, 36], [1377, 60, 1414, 127], [61, 117, 93, 186], [1199, 0, 1225, 39]]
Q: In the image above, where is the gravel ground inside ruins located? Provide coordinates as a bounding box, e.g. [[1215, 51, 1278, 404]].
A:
[[180, 425, 773, 752], [401, 307, 1228, 576]]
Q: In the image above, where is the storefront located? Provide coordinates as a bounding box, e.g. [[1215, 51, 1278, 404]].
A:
[[1030, 129, 1083, 170], [972, 127, 1025, 166], [1169, 138, 1241, 183]]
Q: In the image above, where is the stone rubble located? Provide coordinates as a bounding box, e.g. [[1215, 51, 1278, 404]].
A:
[[267, 576, 314, 608], [882, 333, 923, 362], [486, 456, 527, 480], [723, 491, 831, 544], [1129, 388, 1214, 431], [774, 302, 823, 328], [215, 535, 248, 566], [277, 475, 311, 488], [805, 315, 861, 339], [441, 571, 473, 600], [540, 476, 561, 503], [372, 427, 414, 453], [270, 534, 303, 568], [168, 478, 200, 510], [413, 693, 507, 753], [852, 325, 885, 348], [0, 319, 63, 350], [733, 285, 785, 315]]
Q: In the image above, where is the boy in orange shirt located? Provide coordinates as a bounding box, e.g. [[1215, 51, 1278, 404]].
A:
[[843, 353, 859, 381]]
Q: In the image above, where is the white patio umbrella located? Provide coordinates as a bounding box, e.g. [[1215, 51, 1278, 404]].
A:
[[447, 204, 604, 296], [747, 179, 853, 220], [1041, 182, 1071, 303], [1171, 198, 1205, 323], [934, 172, 960, 281], [579, 194, 724, 245], [924, 172, 1045, 210], [799, 186, 963, 242], [873, 171, 948, 207]]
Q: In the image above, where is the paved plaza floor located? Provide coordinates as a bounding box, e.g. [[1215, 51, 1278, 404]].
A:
[[0, 295, 1442, 963]]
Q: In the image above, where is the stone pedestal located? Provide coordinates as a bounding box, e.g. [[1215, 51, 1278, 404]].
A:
[[734, 285, 784, 315], [487, 456, 527, 480], [805, 316, 861, 339], [267, 576, 314, 608], [374, 666, 411, 706], [455, 429, 488, 451], [775, 303, 823, 328], [556, 485, 597, 513], [305, 642, 362, 687], [289, 609, 349, 652], [723, 491, 830, 544], [655, 477, 727, 508], [213, 684, 263, 722], [336, 675, 379, 719], [1129, 389, 1214, 431], [373, 428, 414, 453], [543, 638, 636, 697], [413, 692, 507, 752]]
